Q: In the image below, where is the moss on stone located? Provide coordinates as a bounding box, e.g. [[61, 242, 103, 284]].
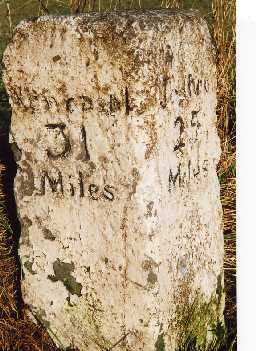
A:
[[24, 260, 36, 275], [35, 308, 51, 330], [174, 291, 226, 351], [42, 227, 56, 241], [147, 271, 158, 285], [48, 259, 82, 297], [155, 332, 166, 351]]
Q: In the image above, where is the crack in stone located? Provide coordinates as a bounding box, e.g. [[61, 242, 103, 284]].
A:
[[120, 204, 128, 339], [106, 332, 131, 351]]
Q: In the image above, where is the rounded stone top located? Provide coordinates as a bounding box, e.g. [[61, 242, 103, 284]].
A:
[[2, 8, 215, 121], [9, 9, 208, 42], [16, 8, 201, 27], [3, 9, 213, 78]]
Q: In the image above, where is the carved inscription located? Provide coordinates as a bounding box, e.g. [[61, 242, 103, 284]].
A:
[[34, 124, 114, 200], [174, 116, 185, 152], [10, 73, 210, 114], [40, 170, 63, 195], [45, 123, 71, 159], [168, 159, 209, 191], [80, 125, 90, 161], [13, 63, 210, 197], [187, 74, 208, 96], [44, 123, 91, 161], [38, 170, 115, 201], [169, 109, 209, 191]]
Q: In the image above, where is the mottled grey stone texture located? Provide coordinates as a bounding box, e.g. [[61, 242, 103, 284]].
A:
[[3, 9, 224, 351]]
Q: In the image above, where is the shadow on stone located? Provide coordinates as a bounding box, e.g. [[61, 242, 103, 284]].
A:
[[0, 93, 59, 350], [0, 95, 23, 317]]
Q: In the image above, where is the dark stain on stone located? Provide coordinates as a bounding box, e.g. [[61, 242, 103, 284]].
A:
[[42, 227, 56, 241], [93, 48, 99, 61], [128, 168, 140, 200], [20, 216, 32, 247], [52, 54, 61, 62], [25, 151, 33, 161], [98, 155, 109, 166], [10, 142, 22, 162], [147, 272, 158, 285], [216, 274, 222, 296], [155, 332, 165, 351], [216, 273, 223, 305], [142, 258, 158, 271], [48, 259, 82, 297], [66, 296, 76, 307], [18, 160, 35, 198], [165, 45, 174, 66], [84, 266, 91, 275], [145, 201, 154, 218], [144, 115, 158, 160], [57, 82, 67, 95], [24, 260, 36, 275], [82, 161, 96, 178], [35, 308, 50, 329]]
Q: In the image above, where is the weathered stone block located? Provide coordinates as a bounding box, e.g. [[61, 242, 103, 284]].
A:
[[3, 10, 224, 350]]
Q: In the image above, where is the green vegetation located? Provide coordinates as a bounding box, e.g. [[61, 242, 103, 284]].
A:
[[48, 259, 83, 297]]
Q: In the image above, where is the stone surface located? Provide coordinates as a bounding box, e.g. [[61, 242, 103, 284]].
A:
[[3, 10, 224, 351]]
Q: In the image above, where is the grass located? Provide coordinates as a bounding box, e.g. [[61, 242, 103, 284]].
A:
[[0, 0, 236, 350]]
